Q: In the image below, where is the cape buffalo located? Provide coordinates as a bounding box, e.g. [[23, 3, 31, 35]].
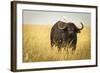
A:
[[50, 21, 84, 51]]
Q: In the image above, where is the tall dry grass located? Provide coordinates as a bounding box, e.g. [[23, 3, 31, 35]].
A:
[[23, 24, 91, 62]]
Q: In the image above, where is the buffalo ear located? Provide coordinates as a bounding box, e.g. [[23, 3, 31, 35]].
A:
[[57, 21, 67, 29], [77, 30, 80, 33], [75, 28, 80, 33]]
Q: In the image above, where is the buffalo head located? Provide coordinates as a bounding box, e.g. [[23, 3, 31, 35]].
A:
[[58, 21, 84, 33]]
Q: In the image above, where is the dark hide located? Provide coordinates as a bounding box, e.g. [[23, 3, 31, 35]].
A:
[[50, 21, 84, 51]]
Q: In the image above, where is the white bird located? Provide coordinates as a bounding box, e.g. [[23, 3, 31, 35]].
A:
[[60, 16, 67, 22]]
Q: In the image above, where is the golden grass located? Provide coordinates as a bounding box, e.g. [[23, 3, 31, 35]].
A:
[[23, 24, 91, 62]]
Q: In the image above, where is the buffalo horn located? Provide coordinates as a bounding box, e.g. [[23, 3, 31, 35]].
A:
[[78, 22, 84, 30]]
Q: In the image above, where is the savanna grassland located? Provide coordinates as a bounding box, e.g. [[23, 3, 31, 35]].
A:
[[23, 24, 91, 62]]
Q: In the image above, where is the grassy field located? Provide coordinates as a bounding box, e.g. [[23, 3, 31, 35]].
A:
[[23, 24, 91, 62]]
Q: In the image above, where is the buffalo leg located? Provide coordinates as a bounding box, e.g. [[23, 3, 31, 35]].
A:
[[71, 46, 76, 54]]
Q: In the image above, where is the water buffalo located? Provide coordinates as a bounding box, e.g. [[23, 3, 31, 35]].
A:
[[50, 21, 84, 51]]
